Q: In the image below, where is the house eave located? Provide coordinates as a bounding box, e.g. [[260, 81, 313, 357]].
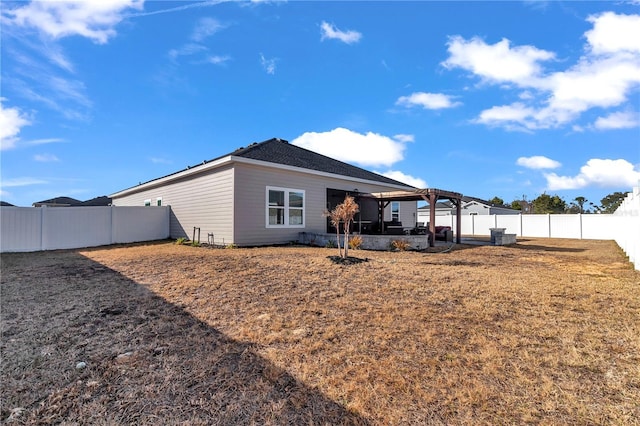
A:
[[110, 154, 414, 200], [110, 156, 234, 198]]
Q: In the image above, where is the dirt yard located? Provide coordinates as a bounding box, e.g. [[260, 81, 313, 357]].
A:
[[1, 238, 639, 425]]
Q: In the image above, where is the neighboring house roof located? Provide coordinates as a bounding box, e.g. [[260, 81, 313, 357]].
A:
[[79, 196, 112, 206], [32, 196, 82, 207], [417, 196, 518, 212], [418, 201, 452, 210], [0, 201, 15, 206], [112, 138, 414, 197]]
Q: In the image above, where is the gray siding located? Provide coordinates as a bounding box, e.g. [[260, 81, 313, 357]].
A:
[[112, 165, 234, 243], [233, 163, 415, 246]]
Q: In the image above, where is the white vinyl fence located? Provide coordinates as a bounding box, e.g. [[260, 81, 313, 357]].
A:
[[1, 206, 171, 252], [613, 187, 640, 271], [429, 186, 640, 270]]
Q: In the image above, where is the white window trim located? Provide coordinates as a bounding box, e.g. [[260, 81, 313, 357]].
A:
[[144, 199, 151, 206], [156, 197, 163, 206], [266, 186, 305, 228]]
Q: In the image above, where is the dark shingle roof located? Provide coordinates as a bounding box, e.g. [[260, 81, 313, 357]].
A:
[[33, 196, 82, 206], [231, 138, 413, 187], [79, 196, 112, 206], [116, 138, 414, 194]]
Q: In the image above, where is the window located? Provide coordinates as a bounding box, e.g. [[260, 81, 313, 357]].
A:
[[156, 197, 162, 206], [391, 202, 400, 221], [144, 199, 151, 207], [266, 187, 305, 228]]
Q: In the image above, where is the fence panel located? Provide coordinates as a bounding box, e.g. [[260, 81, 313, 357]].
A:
[[472, 215, 496, 236], [112, 206, 170, 243], [550, 215, 582, 239], [0, 207, 42, 252], [612, 187, 640, 270], [495, 215, 521, 235], [42, 207, 112, 250], [521, 214, 550, 237], [1, 206, 171, 252]]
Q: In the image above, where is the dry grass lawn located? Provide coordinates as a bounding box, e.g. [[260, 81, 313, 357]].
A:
[[1, 238, 639, 425]]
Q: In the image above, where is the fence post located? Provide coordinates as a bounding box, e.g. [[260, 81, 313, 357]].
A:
[[110, 205, 114, 245], [39, 207, 44, 251], [519, 213, 523, 237], [579, 213, 583, 239]]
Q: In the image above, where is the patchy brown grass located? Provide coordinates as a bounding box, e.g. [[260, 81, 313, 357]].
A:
[[1, 238, 639, 425]]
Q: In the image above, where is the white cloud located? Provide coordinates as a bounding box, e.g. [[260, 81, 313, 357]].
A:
[[594, 111, 639, 130], [24, 138, 66, 146], [320, 21, 362, 45], [545, 159, 640, 190], [150, 157, 172, 164], [395, 92, 461, 110], [376, 170, 427, 188], [206, 55, 231, 65], [0, 99, 31, 150], [1, 177, 48, 187], [442, 36, 555, 84], [292, 127, 407, 168], [34, 153, 60, 162], [3, 0, 144, 44], [393, 134, 415, 143], [543, 54, 640, 117], [585, 12, 640, 55], [191, 17, 225, 41], [516, 156, 562, 170], [168, 43, 207, 61], [443, 12, 640, 132], [474, 102, 538, 131], [260, 53, 277, 74]]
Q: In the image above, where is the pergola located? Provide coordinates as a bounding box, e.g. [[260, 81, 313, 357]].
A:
[[360, 188, 463, 247]]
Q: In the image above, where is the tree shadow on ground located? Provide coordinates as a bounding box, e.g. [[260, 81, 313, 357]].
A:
[[0, 251, 368, 425]]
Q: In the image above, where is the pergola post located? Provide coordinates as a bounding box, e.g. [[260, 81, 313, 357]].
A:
[[429, 193, 437, 247], [455, 199, 462, 243]]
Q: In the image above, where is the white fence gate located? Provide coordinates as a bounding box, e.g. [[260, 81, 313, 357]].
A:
[[1, 206, 171, 252]]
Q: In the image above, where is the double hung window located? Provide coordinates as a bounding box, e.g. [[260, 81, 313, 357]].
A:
[[266, 187, 305, 228]]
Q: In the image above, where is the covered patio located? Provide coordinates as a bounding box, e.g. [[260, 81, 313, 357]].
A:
[[359, 188, 463, 247]]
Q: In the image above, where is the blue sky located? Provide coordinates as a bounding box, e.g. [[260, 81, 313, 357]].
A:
[[1, 1, 639, 208]]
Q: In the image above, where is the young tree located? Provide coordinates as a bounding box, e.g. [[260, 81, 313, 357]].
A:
[[324, 195, 360, 259], [325, 207, 344, 258], [339, 195, 359, 258]]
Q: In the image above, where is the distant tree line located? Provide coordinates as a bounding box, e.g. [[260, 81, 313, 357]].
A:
[[487, 191, 629, 214]]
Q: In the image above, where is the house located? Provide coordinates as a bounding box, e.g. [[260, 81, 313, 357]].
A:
[[418, 195, 519, 221], [110, 138, 417, 246], [31, 196, 112, 207], [32, 196, 82, 207], [78, 196, 112, 206]]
